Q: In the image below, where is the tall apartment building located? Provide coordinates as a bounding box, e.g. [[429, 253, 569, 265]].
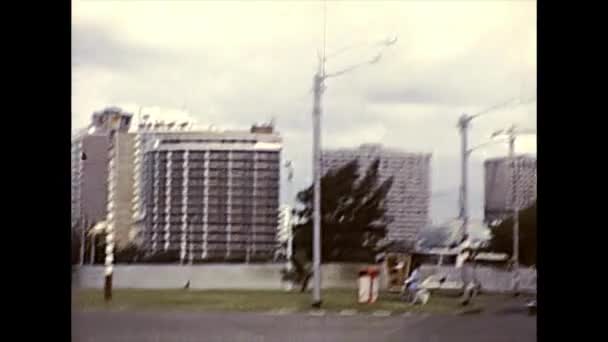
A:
[[137, 123, 282, 263], [107, 131, 136, 249], [71, 107, 132, 239], [277, 205, 292, 243], [71, 132, 109, 228], [321, 144, 431, 248], [484, 155, 537, 224]]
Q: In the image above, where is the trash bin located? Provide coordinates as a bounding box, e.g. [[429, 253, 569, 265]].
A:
[[358, 267, 380, 304]]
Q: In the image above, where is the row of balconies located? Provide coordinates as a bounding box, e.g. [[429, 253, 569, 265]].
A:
[[387, 214, 428, 221], [172, 176, 279, 185], [144, 205, 277, 214], [143, 226, 278, 236], [177, 223, 275, 231], [144, 193, 278, 201], [142, 238, 279, 250], [142, 240, 276, 251], [158, 163, 280, 170], [144, 207, 273, 216], [144, 167, 278, 177], [147, 216, 278, 225]]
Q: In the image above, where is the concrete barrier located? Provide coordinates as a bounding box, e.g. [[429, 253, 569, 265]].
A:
[[419, 265, 537, 294], [73, 263, 373, 290]]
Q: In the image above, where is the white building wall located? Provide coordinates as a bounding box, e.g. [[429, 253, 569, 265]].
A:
[[321, 144, 431, 245], [484, 155, 537, 223]]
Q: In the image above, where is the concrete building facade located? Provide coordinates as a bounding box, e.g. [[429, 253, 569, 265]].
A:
[[321, 144, 431, 248], [107, 132, 136, 250], [484, 155, 537, 224], [71, 133, 110, 228], [138, 123, 282, 263], [71, 107, 132, 235]]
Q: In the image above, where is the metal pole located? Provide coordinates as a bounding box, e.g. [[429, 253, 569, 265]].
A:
[[312, 70, 324, 308], [79, 151, 87, 266], [90, 233, 95, 265], [285, 162, 294, 270], [458, 115, 470, 238], [508, 127, 520, 294], [80, 216, 86, 266], [105, 131, 117, 301]]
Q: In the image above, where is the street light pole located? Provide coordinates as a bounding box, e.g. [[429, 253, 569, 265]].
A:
[[90, 233, 95, 265], [79, 150, 89, 266], [284, 161, 294, 271], [507, 127, 519, 273], [491, 124, 536, 295], [457, 98, 520, 240], [458, 115, 471, 239], [310, 33, 397, 308], [80, 216, 86, 266], [105, 129, 118, 302], [312, 68, 324, 308]]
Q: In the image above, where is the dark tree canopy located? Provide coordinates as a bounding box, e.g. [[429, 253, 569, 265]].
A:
[[292, 158, 393, 263], [487, 201, 537, 266]]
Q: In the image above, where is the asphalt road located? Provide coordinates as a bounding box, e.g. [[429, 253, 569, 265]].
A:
[[72, 309, 536, 342]]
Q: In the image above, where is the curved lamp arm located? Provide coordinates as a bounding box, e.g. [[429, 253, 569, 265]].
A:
[[324, 53, 383, 79], [466, 138, 509, 155], [325, 35, 398, 61]]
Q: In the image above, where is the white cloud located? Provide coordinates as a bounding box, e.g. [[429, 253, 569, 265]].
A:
[[72, 0, 536, 223]]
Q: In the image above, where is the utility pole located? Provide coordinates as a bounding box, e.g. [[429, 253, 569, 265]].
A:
[[457, 115, 471, 238], [309, 3, 397, 306], [507, 126, 519, 273], [79, 150, 88, 266], [312, 67, 324, 308], [506, 125, 522, 296], [456, 98, 525, 239], [284, 161, 294, 270], [312, 0, 328, 307], [90, 233, 95, 265], [105, 122, 119, 302], [491, 124, 536, 296], [79, 216, 86, 266]]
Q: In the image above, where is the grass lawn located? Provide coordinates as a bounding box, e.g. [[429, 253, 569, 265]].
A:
[[73, 288, 508, 315]]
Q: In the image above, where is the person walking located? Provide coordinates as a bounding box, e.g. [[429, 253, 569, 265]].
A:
[[402, 262, 421, 303]]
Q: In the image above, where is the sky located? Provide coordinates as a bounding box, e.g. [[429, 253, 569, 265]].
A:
[[72, 0, 537, 225]]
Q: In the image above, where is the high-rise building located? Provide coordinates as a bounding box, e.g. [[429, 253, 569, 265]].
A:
[[71, 107, 132, 238], [72, 131, 109, 228], [107, 131, 136, 249], [484, 155, 537, 224], [277, 205, 292, 245], [321, 144, 431, 249], [137, 123, 282, 262]]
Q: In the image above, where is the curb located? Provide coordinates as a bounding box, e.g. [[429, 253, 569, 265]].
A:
[[371, 310, 392, 317], [455, 307, 484, 315]]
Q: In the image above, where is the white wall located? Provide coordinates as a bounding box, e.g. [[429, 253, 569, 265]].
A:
[[419, 265, 537, 294], [73, 263, 371, 290], [72, 263, 535, 293]]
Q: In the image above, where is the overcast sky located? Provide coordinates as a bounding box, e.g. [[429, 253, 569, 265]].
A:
[[72, 0, 536, 225]]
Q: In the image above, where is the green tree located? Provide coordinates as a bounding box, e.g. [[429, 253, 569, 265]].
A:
[[487, 201, 537, 266], [292, 158, 394, 264]]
